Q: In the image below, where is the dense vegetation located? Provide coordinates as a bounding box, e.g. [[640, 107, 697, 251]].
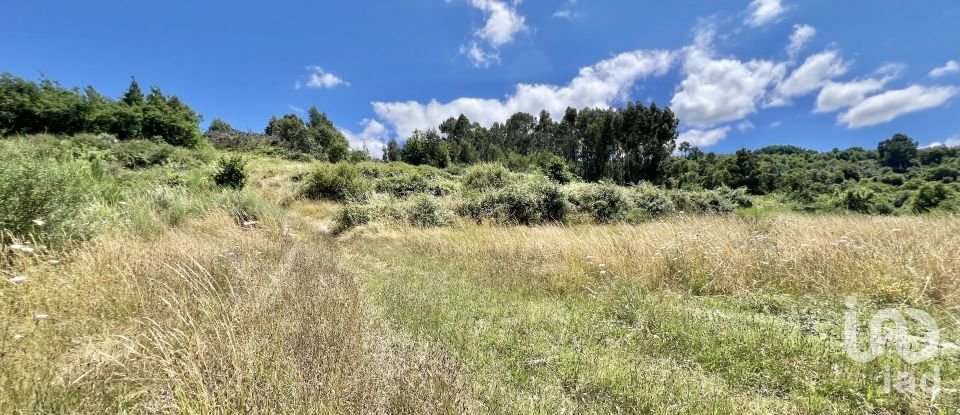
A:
[[1, 74, 958, 413], [3, 72, 960, 220]]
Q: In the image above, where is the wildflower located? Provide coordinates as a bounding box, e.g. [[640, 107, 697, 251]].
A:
[[599, 270, 607, 275], [19, 246, 34, 254], [9, 243, 24, 251], [32, 218, 46, 226], [48, 259, 60, 265], [13, 334, 24, 341], [118, 201, 128, 206], [242, 220, 259, 227], [586, 255, 595, 263], [34, 313, 49, 320], [7, 275, 28, 284], [598, 263, 607, 269]]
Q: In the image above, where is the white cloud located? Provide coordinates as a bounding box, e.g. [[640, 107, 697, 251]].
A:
[[303, 66, 349, 89], [340, 119, 389, 155], [552, 10, 574, 20], [925, 135, 960, 148], [552, 0, 578, 20], [460, 0, 527, 67], [814, 64, 902, 113], [769, 121, 782, 128], [745, 0, 790, 27], [769, 50, 850, 106], [373, 49, 675, 138], [471, 0, 526, 47], [837, 85, 959, 128], [786, 24, 816, 61], [929, 60, 959, 78], [287, 104, 305, 114], [679, 127, 731, 147], [460, 42, 501, 68], [736, 120, 755, 132], [670, 30, 786, 127]]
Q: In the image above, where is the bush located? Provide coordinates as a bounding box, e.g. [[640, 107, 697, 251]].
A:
[[301, 163, 371, 202], [462, 163, 513, 191], [0, 156, 91, 244], [213, 155, 248, 189], [536, 154, 576, 184], [111, 139, 176, 169], [912, 182, 952, 213], [630, 184, 676, 218], [572, 184, 633, 222], [463, 182, 568, 225], [683, 189, 737, 214], [405, 195, 456, 227], [332, 203, 373, 233], [374, 170, 454, 198]]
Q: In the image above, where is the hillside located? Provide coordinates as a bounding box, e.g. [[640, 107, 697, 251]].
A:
[[1, 134, 958, 413]]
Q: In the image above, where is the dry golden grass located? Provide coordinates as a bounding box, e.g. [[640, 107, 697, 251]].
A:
[[0, 208, 471, 413], [362, 214, 960, 306]]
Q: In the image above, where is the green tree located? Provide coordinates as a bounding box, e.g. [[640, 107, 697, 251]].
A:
[[384, 138, 401, 162], [121, 78, 145, 106], [878, 133, 918, 172]]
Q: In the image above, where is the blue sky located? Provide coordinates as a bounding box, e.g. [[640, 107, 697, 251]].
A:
[[3, 0, 959, 154]]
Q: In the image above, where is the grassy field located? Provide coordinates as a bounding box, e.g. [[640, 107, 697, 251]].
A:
[[2, 138, 959, 413]]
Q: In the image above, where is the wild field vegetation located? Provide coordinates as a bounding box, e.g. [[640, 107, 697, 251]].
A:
[[2, 74, 960, 413]]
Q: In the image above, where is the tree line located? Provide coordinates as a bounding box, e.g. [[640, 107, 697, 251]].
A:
[[0, 73, 204, 147], [383, 104, 680, 185]]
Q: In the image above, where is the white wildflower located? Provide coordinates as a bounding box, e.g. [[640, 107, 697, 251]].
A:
[[32, 218, 46, 226], [13, 334, 24, 341], [34, 313, 49, 320], [48, 259, 60, 265], [19, 246, 34, 254]]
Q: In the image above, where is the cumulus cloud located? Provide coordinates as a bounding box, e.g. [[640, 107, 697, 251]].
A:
[[679, 127, 731, 147], [670, 29, 786, 127], [814, 63, 902, 113], [768, 50, 850, 106], [929, 60, 959, 78], [340, 118, 389, 155], [837, 85, 959, 128], [299, 66, 349, 89], [460, 0, 527, 67], [786, 24, 816, 61], [925, 135, 960, 148], [373, 49, 675, 138], [745, 0, 790, 27]]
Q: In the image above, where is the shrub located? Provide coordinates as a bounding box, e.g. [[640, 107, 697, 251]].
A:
[[630, 184, 675, 218], [301, 163, 371, 202], [462, 163, 513, 191], [464, 182, 567, 225], [536, 154, 576, 184], [111, 139, 176, 169], [332, 203, 374, 233], [405, 195, 456, 227], [374, 170, 454, 198], [213, 155, 248, 189], [684, 189, 737, 214], [0, 156, 91, 244], [572, 184, 633, 223], [912, 182, 951, 213], [722, 186, 754, 209]]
